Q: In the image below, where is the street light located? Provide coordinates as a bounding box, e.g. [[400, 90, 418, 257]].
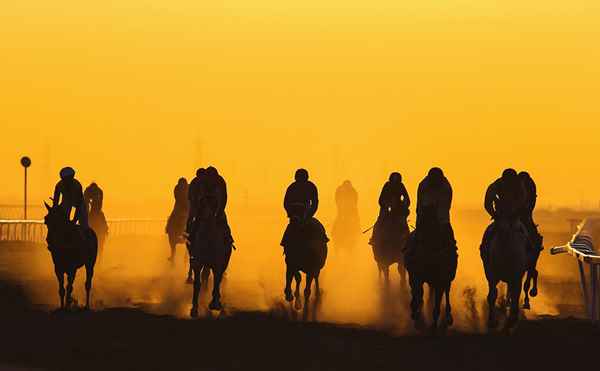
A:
[[20, 156, 31, 220]]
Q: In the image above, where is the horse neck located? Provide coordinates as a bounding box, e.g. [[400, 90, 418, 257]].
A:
[[492, 223, 526, 261]]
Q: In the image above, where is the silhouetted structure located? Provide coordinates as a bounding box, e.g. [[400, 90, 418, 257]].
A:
[[53, 167, 88, 229], [331, 180, 360, 251], [405, 168, 457, 331]]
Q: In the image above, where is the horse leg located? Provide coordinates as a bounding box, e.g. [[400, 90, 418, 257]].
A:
[[284, 267, 294, 302], [507, 278, 523, 328], [304, 274, 315, 303], [523, 270, 532, 310], [186, 250, 193, 284], [168, 238, 176, 263], [409, 276, 424, 322], [383, 266, 390, 288], [201, 267, 211, 284], [55, 269, 65, 309], [432, 285, 444, 331], [84, 264, 94, 310], [487, 281, 499, 328], [314, 273, 321, 298], [398, 263, 407, 289], [190, 266, 201, 317], [293, 272, 302, 310], [445, 282, 453, 326], [530, 269, 539, 297], [66, 270, 76, 308], [209, 269, 224, 311]]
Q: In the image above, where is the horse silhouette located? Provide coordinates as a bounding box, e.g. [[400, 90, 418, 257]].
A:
[[482, 219, 529, 329], [370, 210, 409, 288], [188, 195, 232, 317], [405, 206, 457, 331], [282, 203, 328, 310], [88, 209, 108, 260], [44, 202, 98, 309]]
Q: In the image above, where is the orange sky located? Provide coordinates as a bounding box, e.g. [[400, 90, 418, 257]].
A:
[[1, 1, 600, 217]]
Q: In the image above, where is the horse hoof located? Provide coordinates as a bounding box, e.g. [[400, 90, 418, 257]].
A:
[[411, 310, 421, 321], [523, 302, 531, 310], [506, 316, 519, 328], [285, 291, 294, 302], [446, 314, 454, 327], [530, 288, 538, 297], [190, 307, 199, 318], [209, 300, 223, 311], [294, 299, 303, 311]]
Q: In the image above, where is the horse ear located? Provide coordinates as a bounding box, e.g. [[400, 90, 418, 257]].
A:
[[44, 202, 51, 211]]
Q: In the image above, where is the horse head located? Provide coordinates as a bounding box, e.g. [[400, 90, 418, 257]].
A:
[[44, 201, 70, 248]]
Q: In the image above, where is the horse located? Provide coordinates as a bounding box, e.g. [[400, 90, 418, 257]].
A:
[[369, 210, 409, 288], [482, 217, 529, 329], [405, 206, 457, 330], [166, 208, 193, 282], [282, 203, 328, 310], [331, 209, 360, 253], [188, 196, 232, 317], [88, 209, 108, 259], [44, 202, 98, 310]]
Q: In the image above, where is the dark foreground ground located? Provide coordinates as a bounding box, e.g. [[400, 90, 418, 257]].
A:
[[0, 281, 598, 371]]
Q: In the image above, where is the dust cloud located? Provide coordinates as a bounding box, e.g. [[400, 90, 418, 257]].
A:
[[0, 204, 584, 334]]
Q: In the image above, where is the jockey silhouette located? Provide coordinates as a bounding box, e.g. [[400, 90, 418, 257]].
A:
[[53, 167, 88, 229]]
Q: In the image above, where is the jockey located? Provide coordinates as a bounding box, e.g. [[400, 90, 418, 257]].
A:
[[415, 167, 455, 245], [83, 182, 104, 215], [519, 171, 543, 251], [480, 168, 528, 259], [173, 177, 189, 211], [335, 180, 358, 216], [53, 167, 88, 229], [186, 168, 207, 235], [284, 169, 319, 218], [369, 172, 410, 246], [205, 166, 234, 245], [281, 169, 326, 247]]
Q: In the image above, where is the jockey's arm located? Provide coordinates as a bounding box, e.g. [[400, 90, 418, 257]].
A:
[[221, 178, 228, 209], [97, 189, 104, 210], [484, 183, 497, 219], [52, 182, 62, 207], [309, 183, 319, 217], [283, 185, 293, 217], [400, 183, 411, 209], [416, 181, 425, 218]]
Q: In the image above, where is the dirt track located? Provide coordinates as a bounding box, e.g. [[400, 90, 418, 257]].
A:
[[0, 279, 598, 371], [0, 218, 595, 371]]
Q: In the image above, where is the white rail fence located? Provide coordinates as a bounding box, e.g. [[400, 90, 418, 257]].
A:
[[0, 219, 166, 244], [551, 218, 600, 324]]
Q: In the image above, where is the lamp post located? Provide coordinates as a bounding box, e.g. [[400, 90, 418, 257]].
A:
[[20, 156, 31, 220]]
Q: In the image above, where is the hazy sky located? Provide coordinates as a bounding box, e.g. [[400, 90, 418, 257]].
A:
[[2, 1, 600, 216]]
